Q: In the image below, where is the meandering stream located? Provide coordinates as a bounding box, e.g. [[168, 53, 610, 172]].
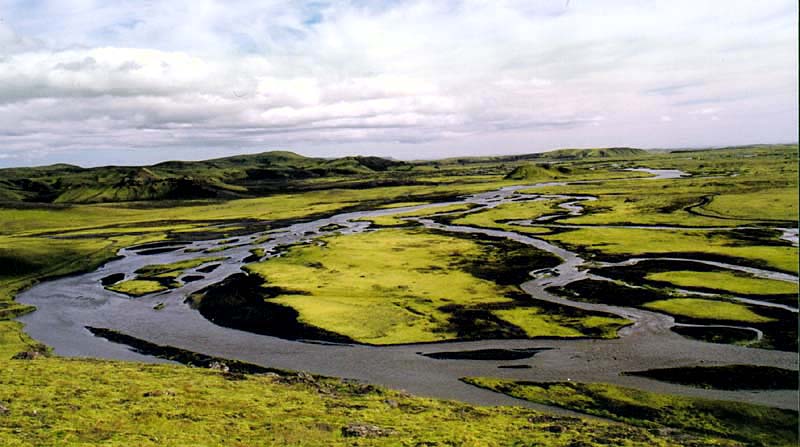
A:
[[16, 169, 799, 412]]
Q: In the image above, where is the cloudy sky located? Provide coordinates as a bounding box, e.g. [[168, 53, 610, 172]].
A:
[[0, 0, 797, 167]]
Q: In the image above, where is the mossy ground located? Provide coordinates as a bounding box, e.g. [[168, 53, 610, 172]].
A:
[[463, 378, 798, 447], [106, 257, 226, 297], [448, 200, 565, 234], [644, 270, 798, 296], [643, 298, 775, 323], [0, 145, 797, 445], [243, 229, 629, 344], [358, 203, 474, 227], [544, 227, 798, 273], [552, 278, 796, 351], [0, 358, 696, 447]]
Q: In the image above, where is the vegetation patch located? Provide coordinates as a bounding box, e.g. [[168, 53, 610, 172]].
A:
[[543, 227, 798, 274], [589, 259, 799, 306], [645, 270, 798, 296], [358, 203, 474, 227], [624, 365, 799, 390], [187, 273, 354, 343], [106, 279, 170, 297], [106, 257, 225, 297], [643, 299, 774, 323], [462, 378, 798, 446], [225, 229, 628, 344], [0, 357, 701, 447], [447, 200, 565, 234], [551, 279, 796, 351]]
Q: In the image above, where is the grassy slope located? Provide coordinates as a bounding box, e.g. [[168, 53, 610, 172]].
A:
[[0, 359, 694, 447], [463, 378, 798, 447], [244, 229, 628, 344]]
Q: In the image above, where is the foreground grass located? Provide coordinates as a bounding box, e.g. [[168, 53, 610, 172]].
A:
[[244, 229, 628, 344], [0, 359, 700, 447], [463, 378, 798, 447]]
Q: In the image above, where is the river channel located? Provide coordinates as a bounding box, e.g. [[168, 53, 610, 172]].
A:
[[16, 169, 799, 412]]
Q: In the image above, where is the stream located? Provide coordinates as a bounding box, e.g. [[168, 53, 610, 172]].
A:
[[16, 169, 799, 412]]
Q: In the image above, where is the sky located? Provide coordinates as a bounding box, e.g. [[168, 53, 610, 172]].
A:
[[0, 0, 797, 167]]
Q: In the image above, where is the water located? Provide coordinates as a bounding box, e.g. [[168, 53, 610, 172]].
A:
[[16, 170, 799, 410]]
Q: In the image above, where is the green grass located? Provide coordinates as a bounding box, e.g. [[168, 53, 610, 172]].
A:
[[0, 234, 164, 319], [642, 298, 774, 323], [449, 200, 563, 234], [0, 359, 698, 447], [646, 270, 799, 296], [134, 257, 226, 278], [462, 378, 798, 446], [358, 203, 475, 227], [1, 144, 796, 445], [543, 227, 798, 273], [106, 279, 170, 297], [245, 229, 628, 344], [701, 187, 798, 221], [0, 180, 514, 238], [106, 257, 226, 297], [493, 310, 625, 339]]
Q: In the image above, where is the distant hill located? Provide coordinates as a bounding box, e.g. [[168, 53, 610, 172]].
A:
[[539, 147, 648, 159], [504, 163, 572, 181], [0, 151, 407, 204], [430, 147, 649, 166]]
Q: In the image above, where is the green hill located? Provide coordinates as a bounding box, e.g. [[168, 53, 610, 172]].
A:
[[541, 147, 648, 159], [0, 151, 407, 204]]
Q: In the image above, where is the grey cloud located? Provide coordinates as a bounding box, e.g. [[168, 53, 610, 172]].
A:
[[54, 56, 97, 71], [117, 60, 143, 71]]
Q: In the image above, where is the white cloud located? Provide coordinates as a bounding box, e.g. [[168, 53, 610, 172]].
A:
[[689, 108, 721, 115], [0, 0, 796, 166]]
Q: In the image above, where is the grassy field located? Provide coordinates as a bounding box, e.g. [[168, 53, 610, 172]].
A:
[[0, 144, 797, 445], [552, 277, 796, 351], [242, 229, 628, 344], [645, 270, 798, 296], [357, 203, 475, 227], [643, 298, 775, 323], [543, 227, 798, 273], [448, 200, 564, 234], [463, 378, 798, 447], [105, 257, 226, 297]]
